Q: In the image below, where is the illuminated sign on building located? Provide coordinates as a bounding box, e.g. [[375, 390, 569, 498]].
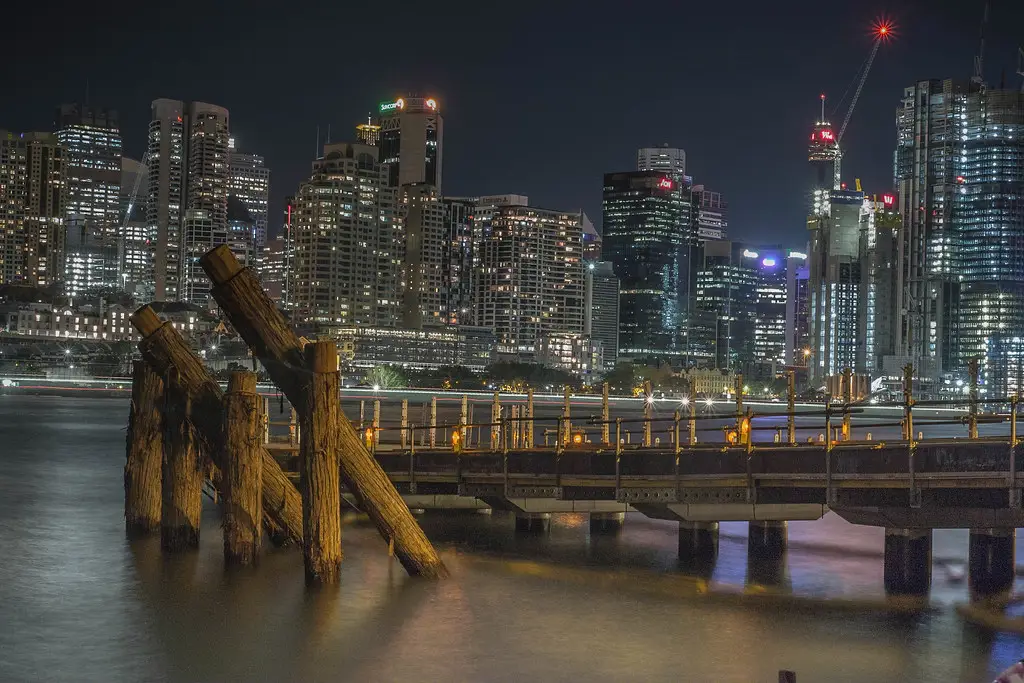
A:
[[379, 98, 405, 112], [882, 193, 895, 207], [819, 129, 835, 141], [788, 251, 807, 260], [425, 98, 438, 110], [762, 257, 777, 267], [657, 178, 673, 190], [742, 249, 759, 259]]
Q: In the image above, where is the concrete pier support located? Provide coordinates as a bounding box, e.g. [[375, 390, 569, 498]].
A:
[[515, 513, 551, 533], [969, 528, 1016, 601], [678, 521, 719, 574], [589, 512, 625, 534], [883, 528, 932, 597], [747, 521, 788, 586]]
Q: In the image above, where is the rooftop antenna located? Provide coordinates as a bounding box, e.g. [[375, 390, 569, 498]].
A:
[[972, 1, 989, 90], [326, 124, 331, 145], [820, 93, 826, 123], [315, 125, 320, 157]]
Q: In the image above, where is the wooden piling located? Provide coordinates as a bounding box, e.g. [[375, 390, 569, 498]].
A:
[[125, 360, 163, 536], [200, 245, 448, 578], [161, 371, 203, 552], [222, 371, 262, 566], [301, 341, 343, 584], [130, 306, 304, 546]]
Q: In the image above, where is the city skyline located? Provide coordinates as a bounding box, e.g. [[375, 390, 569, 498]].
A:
[[6, 2, 1022, 245]]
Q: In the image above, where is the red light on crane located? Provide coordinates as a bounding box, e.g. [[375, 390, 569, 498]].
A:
[[871, 17, 896, 41]]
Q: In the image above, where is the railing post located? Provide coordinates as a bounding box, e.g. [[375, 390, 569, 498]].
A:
[[526, 388, 535, 448], [842, 367, 852, 441], [673, 410, 681, 455], [400, 399, 409, 449], [643, 380, 653, 447], [460, 394, 469, 450], [787, 370, 796, 445], [1011, 395, 1020, 508], [903, 364, 920, 507], [491, 391, 501, 451], [430, 396, 437, 448], [373, 399, 381, 449], [734, 373, 744, 437], [358, 399, 365, 432], [824, 402, 835, 507], [615, 417, 622, 455], [688, 397, 697, 445], [562, 385, 572, 445], [262, 395, 270, 445], [556, 417, 565, 455], [969, 357, 979, 439], [602, 382, 611, 446], [510, 405, 519, 449]]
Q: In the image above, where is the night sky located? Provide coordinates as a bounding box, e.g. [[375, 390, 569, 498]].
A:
[[5, 1, 1023, 247]]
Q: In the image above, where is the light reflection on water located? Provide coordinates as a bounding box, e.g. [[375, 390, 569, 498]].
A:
[[0, 395, 1022, 682]]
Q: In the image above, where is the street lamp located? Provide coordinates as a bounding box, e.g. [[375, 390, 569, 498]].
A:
[[372, 384, 381, 392]]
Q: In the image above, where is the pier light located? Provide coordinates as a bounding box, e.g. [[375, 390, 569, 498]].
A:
[[646, 395, 655, 405], [704, 398, 715, 407], [372, 384, 380, 392], [680, 397, 690, 407], [572, 432, 584, 445]]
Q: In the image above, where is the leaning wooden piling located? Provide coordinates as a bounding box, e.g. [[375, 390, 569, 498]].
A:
[[130, 306, 304, 546], [125, 360, 163, 536], [162, 371, 203, 551], [200, 245, 448, 578], [301, 341, 342, 583], [222, 371, 263, 566]]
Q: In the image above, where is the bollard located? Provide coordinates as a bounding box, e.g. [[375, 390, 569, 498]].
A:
[[400, 399, 408, 449], [300, 341, 342, 583], [222, 371, 262, 566], [430, 396, 437, 448], [161, 370, 203, 552], [602, 382, 611, 446], [125, 360, 164, 537]]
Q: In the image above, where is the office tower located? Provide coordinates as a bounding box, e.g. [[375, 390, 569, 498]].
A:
[[56, 104, 122, 294], [400, 183, 445, 328], [693, 241, 759, 371], [22, 133, 66, 287], [442, 197, 474, 325], [864, 193, 900, 374], [228, 139, 270, 247], [119, 157, 152, 300], [585, 261, 620, 366], [809, 97, 839, 197], [356, 115, 381, 146], [581, 213, 601, 262], [808, 188, 868, 381], [225, 195, 256, 266], [602, 171, 696, 364], [474, 205, 584, 358], [290, 142, 400, 329], [0, 132, 28, 284], [147, 99, 230, 302], [378, 95, 443, 190], [257, 237, 288, 304], [784, 248, 810, 367], [752, 247, 788, 372], [637, 145, 686, 178], [691, 184, 728, 241]]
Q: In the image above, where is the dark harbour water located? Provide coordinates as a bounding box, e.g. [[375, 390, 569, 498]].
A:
[[2, 395, 1024, 682]]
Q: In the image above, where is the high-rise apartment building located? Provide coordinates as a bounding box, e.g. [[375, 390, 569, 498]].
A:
[[784, 249, 811, 368], [289, 142, 401, 330], [864, 193, 900, 375], [56, 104, 122, 295], [442, 197, 475, 325], [257, 237, 289, 304], [378, 95, 443, 190], [752, 247, 789, 372], [585, 261, 620, 366], [227, 139, 270, 247], [637, 145, 686, 178], [0, 132, 28, 284], [474, 205, 584, 358], [400, 183, 446, 328], [23, 133, 66, 288], [602, 171, 696, 364], [147, 99, 230, 302]]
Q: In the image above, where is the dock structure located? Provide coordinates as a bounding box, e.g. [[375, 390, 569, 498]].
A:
[[124, 360, 163, 536]]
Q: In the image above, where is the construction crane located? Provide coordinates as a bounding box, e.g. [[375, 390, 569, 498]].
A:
[[117, 150, 149, 286], [833, 19, 893, 189]]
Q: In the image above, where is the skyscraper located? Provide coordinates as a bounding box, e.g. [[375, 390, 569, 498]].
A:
[[693, 240, 759, 371], [289, 142, 400, 329], [753, 247, 788, 372], [22, 133, 65, 288], [784, 249, 811, 368], [691, 184, 728, 241], [119, 157, 151, 300], [56, 104, 122, 294], [602, 171, 696, 364], [147, 99, 230, 302], [474, 205, 584, 358], [378, 95, 443, 190], [637, 145, 686, 178], [585, 261, 620, 366], [0, 132, 28, 284], [356, 115, 381, 146], [442, 197, 475, 325], [228, 139, 270, 248], [399, 183, 446, 328]]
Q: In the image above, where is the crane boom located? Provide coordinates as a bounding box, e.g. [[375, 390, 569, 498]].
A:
[[838, 37, 881, 144], [117, 150, 150, 285]]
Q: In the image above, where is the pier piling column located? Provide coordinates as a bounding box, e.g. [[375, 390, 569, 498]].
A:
[[747, 520, 788, 586], [589, 512, 625, 534], [678, 521, 719, 574], [222, 371, 262, 566], [514, 513, 551, 533], [161, 371, 204, 552], [883, 528, 932, 597], [300, 341, 343, 584], [125, 360, 164, 537], [969, 528, 1015, 601]]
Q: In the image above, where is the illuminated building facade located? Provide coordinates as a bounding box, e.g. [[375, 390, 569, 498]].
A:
[[784, 249, 810, 367], [56, 104, 122, 294], [442, 197, 475, 325], [474, 205, 584, 358], [752, 246, 788, 370], [691, 184, 728, 241], [256, 237, 288, 304], [602, 171, 696, 364], [22, 133, 66, 288], [227, 140, 270, 247], [333, 325, 494, 371], [637, 145, 686, 178], [0, 132, 29, 284], [290, 142, 401, 330], [119, 157, 152, 300], [400, 183, 446, 328], [378, 95, 443, 190], [147, 99, 230, 302], [356, 116, 381, 146], [692, 240, 759, 371], [585, 261, 620, 367]]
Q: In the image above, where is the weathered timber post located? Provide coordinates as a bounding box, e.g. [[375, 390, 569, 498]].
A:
[[688, 394, 697, 445], [562, 385, 572, 445], [125, 360, 164, 536], [642, 380, 653, 447], [842, 367, 853, 441], [373, 399, 381, 449], [130, 306, 304, 545], [525, 388, 535, 448], [786, 370, 796, 445], [601, 382, 611, 446], [162, 371, 204, 551], [262, 396, 270, 444], [290, 407, 299, 446], [400, 399, 409, 449], [200, 245, 447, 577], [491, 391, 501, 451], [511, 405, 520, 448], [968, 357, 979, 439], [301, 341, 343, 583], [223, 371, 262, 566], [429, 397, 437, 447]]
